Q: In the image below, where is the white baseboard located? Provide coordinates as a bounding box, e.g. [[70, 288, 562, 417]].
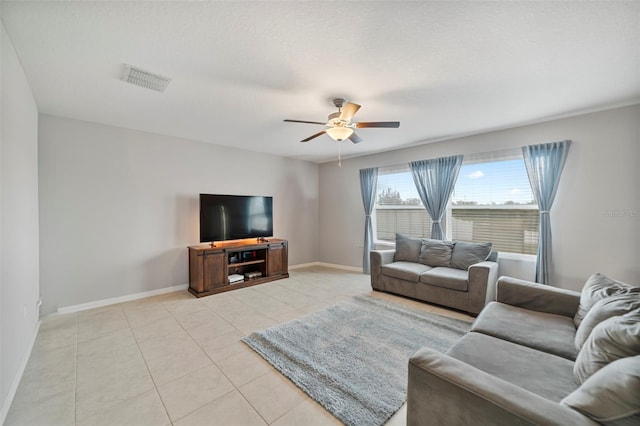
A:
[[0, 320, 41, 425], [288, 262, 318, 270], [54, 283, 189, 316], [290, 261, 363, 273], [54, 263, 363, 316]]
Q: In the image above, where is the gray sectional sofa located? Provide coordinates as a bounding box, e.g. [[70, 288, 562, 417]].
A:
[[370, 234, 499, 315], [408, 274, 640, 426]]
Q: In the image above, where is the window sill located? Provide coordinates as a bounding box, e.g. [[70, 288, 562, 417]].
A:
[[374, 240, 536, 262], [497, 252, 536, 262], [374, 240, 395, 249]]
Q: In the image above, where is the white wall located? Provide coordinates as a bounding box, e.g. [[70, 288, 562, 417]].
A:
[[38, 115, 319, 315], [319, 105, 640, 291], [0, 22, 40, 420]]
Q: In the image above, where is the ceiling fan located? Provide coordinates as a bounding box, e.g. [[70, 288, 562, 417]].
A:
[[284, 98, 400, 144]]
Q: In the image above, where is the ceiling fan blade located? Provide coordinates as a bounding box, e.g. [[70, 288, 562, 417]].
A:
[[301, 130, 327, 142], [355, 121, 400, 128], [349, 133, 363, 144], [339, 102, 361, 121], [284, 119, 326, 125]]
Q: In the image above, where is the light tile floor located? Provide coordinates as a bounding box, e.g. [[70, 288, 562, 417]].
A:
[[6, 266, 473, 426]]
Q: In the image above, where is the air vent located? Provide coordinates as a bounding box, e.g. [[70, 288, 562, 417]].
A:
[[122, 64, 171, 92]]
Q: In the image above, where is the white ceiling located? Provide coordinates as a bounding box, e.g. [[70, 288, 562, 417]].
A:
[[2, 1, 639, 163]]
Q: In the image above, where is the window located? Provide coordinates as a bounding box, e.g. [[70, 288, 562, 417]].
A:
[[450, 152, 539, 255], [376, 166, 432, 241], [375, 149, 539, 255]]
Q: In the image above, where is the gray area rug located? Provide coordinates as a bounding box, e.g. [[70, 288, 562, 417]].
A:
[[242, 295, 471, 426]]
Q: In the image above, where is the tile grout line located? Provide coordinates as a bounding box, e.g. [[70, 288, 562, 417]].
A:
[[221, 283, 339, 425], [230, 285, 332, 321], [205, 335, 280, 425], [123, 302, 175, 425], [180, 293, 305, 425], [267, 396, 312, 425], [164, 306, 241, 422], [76, 304, 153, 424], [163, 301, 264, 424], [233, 378, 272, 426], [12, 268, 412, 425]]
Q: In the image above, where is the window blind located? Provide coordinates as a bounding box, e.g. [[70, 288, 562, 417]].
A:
[[449, 149, 539, 255], [376, 166, 432, 241], [374, 148, 539, 255]]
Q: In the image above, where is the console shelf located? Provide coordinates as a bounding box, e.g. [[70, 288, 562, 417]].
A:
[[229, 259, 265, 268], [188, 238, 288, 298]]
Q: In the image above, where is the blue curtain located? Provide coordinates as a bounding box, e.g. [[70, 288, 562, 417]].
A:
[[359, 168, 378, 274], [523, 140, 571, 284], [409, 155, 463, 239]]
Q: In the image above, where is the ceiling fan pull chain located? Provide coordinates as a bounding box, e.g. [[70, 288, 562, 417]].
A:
[[338, 141, 342, 168]]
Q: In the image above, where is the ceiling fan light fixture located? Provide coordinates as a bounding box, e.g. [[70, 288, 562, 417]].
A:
[[326, 126, 353, 141], [283, 98, 399, 144]]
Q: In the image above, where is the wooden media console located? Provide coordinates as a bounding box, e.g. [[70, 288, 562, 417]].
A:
[[188, 238, 288, 297]]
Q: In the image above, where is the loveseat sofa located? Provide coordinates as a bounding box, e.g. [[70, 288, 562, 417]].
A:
[[370, 234, 498, 315], [407, 274, 640, 425]]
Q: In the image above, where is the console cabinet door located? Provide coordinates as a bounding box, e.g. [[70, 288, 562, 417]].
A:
[[203, 251, 227, 290], [268, 243, 287, 276]]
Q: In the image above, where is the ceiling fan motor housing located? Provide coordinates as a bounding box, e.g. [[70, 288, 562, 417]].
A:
[[327, 113, 351, 128]]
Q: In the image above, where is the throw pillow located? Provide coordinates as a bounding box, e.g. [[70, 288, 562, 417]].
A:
[[394, 233, 422, 263], [418, 239, 454, 267], [573, 273, 640, 328], [449, 241, 492, 270], [575, 293, 640, 350], [574, 310, 640, 384], [562, 356, 640, 424]]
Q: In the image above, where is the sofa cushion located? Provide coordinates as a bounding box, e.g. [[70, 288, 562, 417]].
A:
[[450, 241, 492, 270], [447, 332, 577, 402], [575, 293, 640, 350], [562, 356, 640, 425], [574, 310, 640, 384], [420, 267, 468, 292], [418, 239, 454, 267], [471, 302, 578, 360], [393, 233, 422, 263], [381, 261, 431, 283], [574, 273, 640, 328]]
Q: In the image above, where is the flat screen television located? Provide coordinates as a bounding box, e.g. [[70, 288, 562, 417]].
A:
[[199, 194, 273, 243]]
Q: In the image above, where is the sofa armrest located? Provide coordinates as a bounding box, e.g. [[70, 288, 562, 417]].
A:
[[467, 261, 499, 314], [408, 347, 598, 426], [370, 250, 395, 290], [496, 276, 581, 318]]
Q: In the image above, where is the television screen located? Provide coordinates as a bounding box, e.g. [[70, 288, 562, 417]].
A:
[[199, 194, 273, 243]]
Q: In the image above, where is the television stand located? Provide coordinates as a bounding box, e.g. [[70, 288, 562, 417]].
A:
[[188, 238, 288, 297]]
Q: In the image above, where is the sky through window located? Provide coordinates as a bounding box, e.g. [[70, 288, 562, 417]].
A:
[[377, 159, 535, 206]]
